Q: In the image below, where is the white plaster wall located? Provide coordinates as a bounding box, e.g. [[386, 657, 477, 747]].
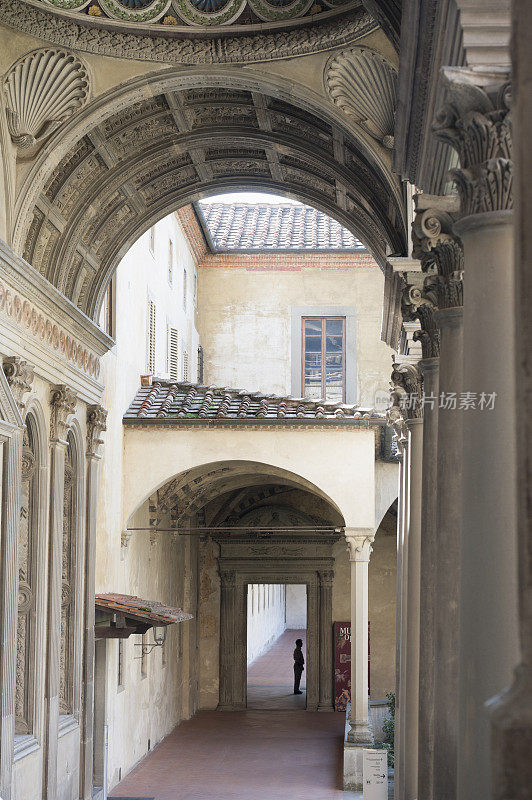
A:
[[123, 428, 376, 532], [286, 584, 307, 628], [95, 212, 200, 792], [197, 264, 394, 407], [247, 584, 286, 664]]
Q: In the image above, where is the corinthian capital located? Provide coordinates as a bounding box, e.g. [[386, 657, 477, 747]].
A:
[[3, 356, 35, 411], [412, 194, 464, 309], [401, 282, 440, 359], [391, 362, 423, 420], [434, 67, 512, 215], [345, 530, 375, 562], [86, 404, 107, 458], [50, 384, 77, 443]]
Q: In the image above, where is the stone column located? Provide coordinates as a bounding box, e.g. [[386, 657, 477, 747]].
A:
[[434, 67, 519, 800], [217, 568, 237, 711], [318, 569, 334, 711], [344, 528, 375, 787], [44, 385, 77, 800], [80, 406, 107, 800], [489, 8, 532, 796], [417, 354, 439, 800], [412, 195, 464, 800], [388, 361, 424, 800]]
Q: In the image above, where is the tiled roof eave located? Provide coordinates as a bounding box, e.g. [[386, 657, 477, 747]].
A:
[[122, 417, 386, 428]]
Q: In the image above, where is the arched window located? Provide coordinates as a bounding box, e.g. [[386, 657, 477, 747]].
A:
[[16, 413, 39, 735], [60, 431, 78, 715]]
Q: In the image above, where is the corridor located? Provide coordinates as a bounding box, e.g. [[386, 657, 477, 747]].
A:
[[247, 628, 306, 710], [110, 710, 349, 800]]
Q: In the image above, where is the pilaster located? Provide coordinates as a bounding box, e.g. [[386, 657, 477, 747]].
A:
[[44, 384, 77, 800], [317, 569, 334, 712], [80, 405, 107, 800]]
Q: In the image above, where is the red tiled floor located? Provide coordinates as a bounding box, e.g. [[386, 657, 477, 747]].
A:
[[111, 709, 348, 800]]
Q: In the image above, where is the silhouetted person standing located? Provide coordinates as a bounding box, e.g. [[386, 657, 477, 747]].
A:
[[293, 638, 304, 694]]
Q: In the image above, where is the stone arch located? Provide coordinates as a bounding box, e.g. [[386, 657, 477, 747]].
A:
[[12, 66, 407, 321], [125, 458, 348, 534]]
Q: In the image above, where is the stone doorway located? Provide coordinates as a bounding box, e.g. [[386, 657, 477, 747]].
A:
[[246, 584, 308, 710], [215, 531, 338, 712]]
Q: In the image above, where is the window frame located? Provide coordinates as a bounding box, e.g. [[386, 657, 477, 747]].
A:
[[301, 316, 346, 403]]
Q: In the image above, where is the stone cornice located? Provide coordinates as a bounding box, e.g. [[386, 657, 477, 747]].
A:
[[0, 239, 113, 358], [0, 0, 378, 65]]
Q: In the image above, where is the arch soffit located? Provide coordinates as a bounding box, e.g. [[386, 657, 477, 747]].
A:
[[14, 67, 406, 319], [127, 459, 346, 528]]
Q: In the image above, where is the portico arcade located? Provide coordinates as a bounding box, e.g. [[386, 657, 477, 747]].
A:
[[0, 1, 530, 799]]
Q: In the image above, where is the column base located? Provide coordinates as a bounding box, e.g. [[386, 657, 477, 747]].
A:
[[317, 702, 334, 712], [343, 707, 374, 790]]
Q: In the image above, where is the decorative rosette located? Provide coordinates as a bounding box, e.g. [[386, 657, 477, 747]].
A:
[[98, 0, 172, 22], [171, 0, 246, 25], [248, 0, 313, 21]]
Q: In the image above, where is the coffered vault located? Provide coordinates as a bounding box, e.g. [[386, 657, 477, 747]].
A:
[[12, 68, 406, 321]]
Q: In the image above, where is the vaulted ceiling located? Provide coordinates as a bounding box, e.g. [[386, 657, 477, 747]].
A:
[[15, 76, 406, 320]]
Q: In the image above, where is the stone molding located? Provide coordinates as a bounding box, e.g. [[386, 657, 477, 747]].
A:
[[434, 67, 512, 216], [345, 529, 375, 562], [4, 48, 90, 153], [3, 357, 35, 412], [50, 384, 77, 443], [86, 404, 107, 458], [0, 0, 378, 66]]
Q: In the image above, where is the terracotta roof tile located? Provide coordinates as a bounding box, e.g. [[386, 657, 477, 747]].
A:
[[198, 202, 365, 252], [95, 593, 192, 625], [123, 379, 382, 425]]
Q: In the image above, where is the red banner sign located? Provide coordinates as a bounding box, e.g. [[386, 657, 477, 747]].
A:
[[333, 621, 370, 712]]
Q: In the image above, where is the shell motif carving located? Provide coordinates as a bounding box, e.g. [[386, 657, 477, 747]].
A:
[[325, 47, 397, 149], [4, 49, 90, 151]]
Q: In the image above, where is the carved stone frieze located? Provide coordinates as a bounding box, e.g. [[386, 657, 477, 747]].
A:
[[325, 46, 397, 149], [86, 404, 107, 458], [0, 0, 377, 66], [3, 356, 35, 411], [4, 48, 90, 152], [434, 67, 512, 216], [50, 384, 77, 442]]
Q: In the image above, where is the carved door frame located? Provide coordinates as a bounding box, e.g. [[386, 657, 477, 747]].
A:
[[217, 564, 334, 713]]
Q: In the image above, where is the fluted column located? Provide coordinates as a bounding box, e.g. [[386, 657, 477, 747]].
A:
[[345, 529, 374, 747], [44, 385, 77, 800], [489, 9, 532, 798], [80, 406, 107, 800], [412, 195, 464, 800], [434, 67, 519, 800], [318, 569, 334, 711]]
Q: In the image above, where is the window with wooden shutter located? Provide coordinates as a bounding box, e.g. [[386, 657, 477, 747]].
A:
[[167, 326, 179, 381], [147, 300, 156, 373], [183, 349, 189, 381]]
